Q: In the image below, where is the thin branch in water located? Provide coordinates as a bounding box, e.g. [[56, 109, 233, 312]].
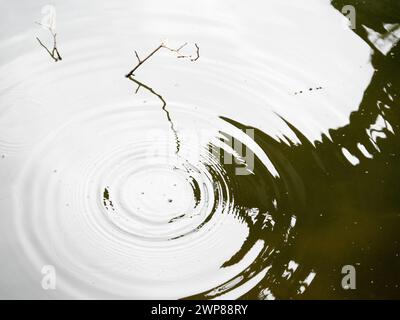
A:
[[127, 76, 181, 154], [125, 44, 164, 77], [191, 43, 200, 61], [35, 22, 62, 62], [125, 42, 200, 77], [163, 42, 188, 55], [134, 50, 141, 63], [177, 43, 200, 61], [125, 41, 200, 154], [134, 83, 141, 94]]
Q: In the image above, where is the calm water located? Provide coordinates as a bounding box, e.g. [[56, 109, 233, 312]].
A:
[[0, 0, 399, 299]]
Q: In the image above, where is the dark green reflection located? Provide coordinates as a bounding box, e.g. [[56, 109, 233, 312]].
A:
[[186, 0, 400, 299]]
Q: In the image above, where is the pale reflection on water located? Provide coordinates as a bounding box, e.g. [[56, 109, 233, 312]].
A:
[[0, 0, 399, 299]]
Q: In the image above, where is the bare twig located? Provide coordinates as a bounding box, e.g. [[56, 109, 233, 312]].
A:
[[134, 83, 140, 94], [127, 76, 181, 154], [125, 44, 163, 77], [35, 22, 62, 62], [125, 42, 199, 77], [163, 42, 188, 55], [125, 41, 200, 154], [134, 50, 141, 63], [191, 43, 200, 61]]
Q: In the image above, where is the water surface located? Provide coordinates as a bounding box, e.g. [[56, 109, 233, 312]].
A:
[[0, 0, 399, 299]]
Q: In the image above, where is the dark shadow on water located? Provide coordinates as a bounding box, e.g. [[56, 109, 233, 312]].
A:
[[185, 0, 400, 299]]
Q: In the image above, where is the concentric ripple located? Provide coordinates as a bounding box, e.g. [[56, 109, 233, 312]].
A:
[[0, 0, 385, 299], [12, 99, 302, 298]]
